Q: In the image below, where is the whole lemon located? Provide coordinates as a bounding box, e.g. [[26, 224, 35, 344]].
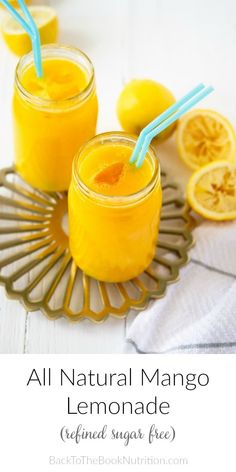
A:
[[117, 79, 176, 142]]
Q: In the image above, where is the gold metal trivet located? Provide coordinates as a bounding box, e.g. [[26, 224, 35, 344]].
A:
[[0, 167, 194, 322]]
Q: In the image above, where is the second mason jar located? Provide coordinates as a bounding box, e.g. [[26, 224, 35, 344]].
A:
[[68, 132, 162, 283], [13, 45, 98, 191]]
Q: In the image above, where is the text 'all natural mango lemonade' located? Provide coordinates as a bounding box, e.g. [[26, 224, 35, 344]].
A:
[[68, 132, 162, 282], [13, 45, 98, 191]]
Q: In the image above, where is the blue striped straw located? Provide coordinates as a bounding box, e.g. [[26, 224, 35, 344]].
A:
[[0, 0, 43, 78], [130, 84, 214, 168]]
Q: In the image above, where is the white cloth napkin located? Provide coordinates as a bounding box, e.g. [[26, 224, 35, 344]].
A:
[[125, 221, 236, 354]]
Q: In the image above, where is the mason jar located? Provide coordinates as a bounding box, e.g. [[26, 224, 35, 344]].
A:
[[13, 45, 98, 191], [68, 132, 162, 282]]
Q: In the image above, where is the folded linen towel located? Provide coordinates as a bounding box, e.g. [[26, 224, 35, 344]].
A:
[[125, 221, 236, 354]]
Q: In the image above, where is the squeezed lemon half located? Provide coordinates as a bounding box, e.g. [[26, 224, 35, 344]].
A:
[[187, 161, 236, 221], [1, 6, 58, 55], [177, 109, 236, 170]]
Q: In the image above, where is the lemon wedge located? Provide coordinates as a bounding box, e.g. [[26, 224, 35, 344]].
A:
[[177, 109, 236, 170], [1, 6, 58, 56], [187, 161, 236, 221]]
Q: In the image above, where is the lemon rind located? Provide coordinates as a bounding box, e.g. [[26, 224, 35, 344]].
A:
[[2, 6, 57, 35], [187, 160, 236, 221], [177, 109, 236, 171]]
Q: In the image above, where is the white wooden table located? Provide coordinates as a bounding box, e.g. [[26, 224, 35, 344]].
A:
[[0, 0, 235, 353]]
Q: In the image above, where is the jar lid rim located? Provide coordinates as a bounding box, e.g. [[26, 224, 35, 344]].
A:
[[15, 44, 95, 107], [72, 132, 161, 205]]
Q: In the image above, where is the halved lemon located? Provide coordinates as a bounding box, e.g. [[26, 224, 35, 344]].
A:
[[187, 161, 236, 221], [1, 6, 58, 56], [177, 109, 236, 170]]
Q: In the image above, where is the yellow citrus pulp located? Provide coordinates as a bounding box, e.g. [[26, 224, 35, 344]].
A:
[[68, 134, 162, 282], [187, 161, 236, 221], [13, 52, 98, 191], [117, 79, 176, 142], [1, 6, 58, 55], [177, 109, 236, 170]]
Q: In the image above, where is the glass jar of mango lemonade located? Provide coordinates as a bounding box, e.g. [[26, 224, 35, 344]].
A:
[[13, 45, 98, 191], [68, 132, 162, 282]]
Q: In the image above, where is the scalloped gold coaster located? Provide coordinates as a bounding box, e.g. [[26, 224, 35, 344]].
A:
[[0, 167, 194, 322]]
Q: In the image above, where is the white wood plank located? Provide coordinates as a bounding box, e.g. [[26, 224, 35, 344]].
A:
[[25, 312, 126, 354], [123, 0, 236, 121], [0, 288, 26, 353], [0, 24, 27, 353]]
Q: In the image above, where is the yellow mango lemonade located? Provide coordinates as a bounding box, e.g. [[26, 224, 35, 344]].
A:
[[13, 45, 98, 191], [68, 132, 162, 282]]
